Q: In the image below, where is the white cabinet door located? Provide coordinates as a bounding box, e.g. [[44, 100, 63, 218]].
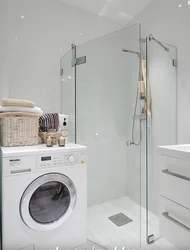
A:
[[160, 157, 190, 209], [160, 196, 190, 249]]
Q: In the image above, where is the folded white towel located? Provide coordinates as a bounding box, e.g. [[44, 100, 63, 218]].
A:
[[1, 98, 35, 107], [0, 106, 43, 116]]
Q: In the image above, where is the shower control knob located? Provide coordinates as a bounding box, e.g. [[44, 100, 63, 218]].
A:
[[68, 155, 75, 163]]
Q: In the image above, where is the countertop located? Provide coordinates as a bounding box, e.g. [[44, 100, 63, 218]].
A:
[[158, 144, 190, 161]]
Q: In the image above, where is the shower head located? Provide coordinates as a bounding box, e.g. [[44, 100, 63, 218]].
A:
[[122, 49, 141, 56]]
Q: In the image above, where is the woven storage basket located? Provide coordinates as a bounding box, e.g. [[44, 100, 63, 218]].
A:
[[0, 112, 39, 147]]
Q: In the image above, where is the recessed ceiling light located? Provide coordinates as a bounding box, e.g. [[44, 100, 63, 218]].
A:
[[21, 15, 25, 19], [188, 0, 190, 5], [79, 32, 83, 35], [60, 48, 63, 51], [178, 4, 182, 7], [68, 76, 71, 79], [14, 37, 18, 40]]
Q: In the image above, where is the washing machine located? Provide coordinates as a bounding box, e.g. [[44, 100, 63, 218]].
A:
[[1, 144, 87, 250]]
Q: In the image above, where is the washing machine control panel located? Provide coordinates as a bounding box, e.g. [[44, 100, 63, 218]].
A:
[[37, 152, 86, 169]]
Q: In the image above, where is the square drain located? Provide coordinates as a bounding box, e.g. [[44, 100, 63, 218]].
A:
[[108, 213, 133, 227]]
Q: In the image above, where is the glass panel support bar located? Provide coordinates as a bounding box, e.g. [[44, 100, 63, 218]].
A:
[[149, 34, 169, 52]]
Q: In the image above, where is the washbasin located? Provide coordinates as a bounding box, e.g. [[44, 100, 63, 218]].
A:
[[158, 144, 190, 161]]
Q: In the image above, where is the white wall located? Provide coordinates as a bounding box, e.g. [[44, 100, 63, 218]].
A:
[[0, 0, 9, 99], [0, 0, 122, 112]]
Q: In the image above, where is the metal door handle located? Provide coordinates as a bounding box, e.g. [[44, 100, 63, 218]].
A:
[[162, 169, 190, 182], [162, 212, 190, 232]]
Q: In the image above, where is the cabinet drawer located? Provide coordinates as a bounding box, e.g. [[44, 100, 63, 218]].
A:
[[163, 156, 190, 174], [160, 196, 190, 249], [160, 157, 190, 209]]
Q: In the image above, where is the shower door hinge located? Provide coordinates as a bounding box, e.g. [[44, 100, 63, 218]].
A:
[[60, 69, 63, 76], [147, 234, 155, 244], [72, 56, 86, 67], [140, 38, 146, 43], [173, 59, 178, 67]]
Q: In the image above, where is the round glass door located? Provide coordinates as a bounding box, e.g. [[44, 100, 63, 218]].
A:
[[29, 181, 70, 224], [20, 173, 77, 231]]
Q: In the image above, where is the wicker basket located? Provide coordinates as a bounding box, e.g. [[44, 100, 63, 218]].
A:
[[0, 112, 39, 147]]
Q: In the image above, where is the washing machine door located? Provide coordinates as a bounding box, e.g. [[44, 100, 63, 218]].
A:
[[20, 173, 77, 231]]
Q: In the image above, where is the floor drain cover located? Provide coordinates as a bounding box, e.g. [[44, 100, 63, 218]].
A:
[[108, 213, 133, 227]]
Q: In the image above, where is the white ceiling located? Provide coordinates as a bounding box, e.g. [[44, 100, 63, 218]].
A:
[[59, 0, 154, 24]]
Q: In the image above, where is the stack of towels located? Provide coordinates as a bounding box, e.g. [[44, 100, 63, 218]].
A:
[[0, 98, 43, 116]]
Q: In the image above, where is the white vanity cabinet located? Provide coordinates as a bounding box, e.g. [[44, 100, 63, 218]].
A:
[[158, 145, 190, 250]]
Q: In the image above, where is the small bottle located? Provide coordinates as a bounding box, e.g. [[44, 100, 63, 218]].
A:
[[62, 117, 68, 144]]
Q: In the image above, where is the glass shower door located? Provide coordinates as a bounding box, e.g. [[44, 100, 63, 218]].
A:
[[145, 37, 178, 243], [75, 24, 142, 249]]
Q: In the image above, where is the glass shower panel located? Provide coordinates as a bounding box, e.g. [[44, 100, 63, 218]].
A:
[[76, 24, 142, 249], [60, 49, 75, 143], [146, 39, 177, 242]]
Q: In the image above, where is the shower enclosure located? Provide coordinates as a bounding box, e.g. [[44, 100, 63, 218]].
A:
[[60, 24, 178, 249]]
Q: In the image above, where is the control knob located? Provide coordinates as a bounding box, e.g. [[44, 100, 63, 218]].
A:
[[68, 155, 75, 163]]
